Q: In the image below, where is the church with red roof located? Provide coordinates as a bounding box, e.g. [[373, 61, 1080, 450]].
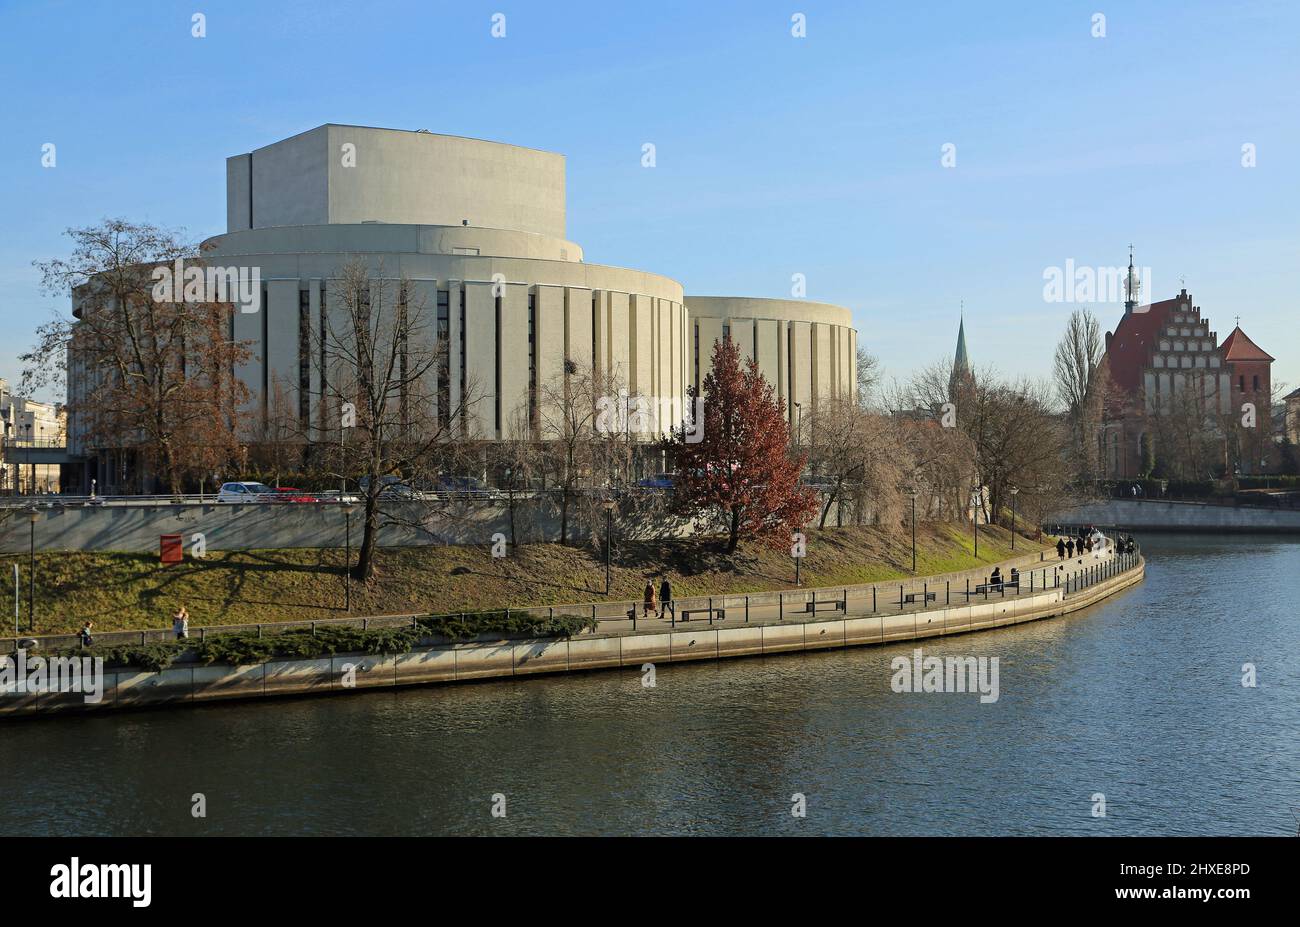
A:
[[1098, 256, 1274, 478]]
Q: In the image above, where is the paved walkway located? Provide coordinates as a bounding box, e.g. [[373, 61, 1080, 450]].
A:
[[560, 542, 1128, 636]]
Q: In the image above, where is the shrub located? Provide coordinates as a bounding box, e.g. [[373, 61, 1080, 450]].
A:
[[48, 611, 599, 671]]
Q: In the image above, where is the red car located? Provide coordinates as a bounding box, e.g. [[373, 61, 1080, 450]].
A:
[[271, 487, 323, 503]]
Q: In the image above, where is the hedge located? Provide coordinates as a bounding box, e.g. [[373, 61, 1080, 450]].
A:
[[48, 611, 599, 672]]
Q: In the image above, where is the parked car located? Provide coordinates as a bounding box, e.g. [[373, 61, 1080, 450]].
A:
[[216, 481, 276, 503], [636, 473, 676, 490], [436, 475, 501, 499], [358, 475, 435, 500]]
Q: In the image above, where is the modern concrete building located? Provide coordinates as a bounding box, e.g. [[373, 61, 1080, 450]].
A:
[[67, 125, 858, 488], [1, 379, 65, 493]]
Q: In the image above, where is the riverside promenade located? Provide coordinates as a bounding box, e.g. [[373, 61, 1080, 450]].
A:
[[1, 539, 1145, 717], [5, 539, 1112, 652]]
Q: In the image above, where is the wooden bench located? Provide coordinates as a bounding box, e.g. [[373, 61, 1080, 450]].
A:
[[803, 599, 845, 614], [680, 607, 725, 623], [903, 591, 937, 605]]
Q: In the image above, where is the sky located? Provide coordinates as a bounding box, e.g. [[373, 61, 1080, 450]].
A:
[[1, 0, 1297, 402]]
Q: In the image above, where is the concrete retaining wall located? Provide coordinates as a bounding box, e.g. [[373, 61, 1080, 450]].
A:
[[0, 494, 862, 554], [0, 559, 1144, 719], [1052, 499, 1300, 533]]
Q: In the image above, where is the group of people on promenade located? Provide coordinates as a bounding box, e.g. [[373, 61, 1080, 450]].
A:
[[1055, 529, 1137, 560]]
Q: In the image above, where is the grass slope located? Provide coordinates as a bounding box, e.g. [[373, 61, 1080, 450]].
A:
[[3, 523, 1046, 635]]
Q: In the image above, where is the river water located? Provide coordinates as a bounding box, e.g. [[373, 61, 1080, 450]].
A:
[[3, 533, 1296, 836]]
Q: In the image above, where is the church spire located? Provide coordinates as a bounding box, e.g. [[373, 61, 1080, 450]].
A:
[[954, 307, 969, 372], [1124, 244, 1138, 315]]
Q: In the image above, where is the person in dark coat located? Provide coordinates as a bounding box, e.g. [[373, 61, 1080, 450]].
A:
[[659, 576, 673, 621], [1066, 538, 1075, 557], [1056, 538, 1066, 559]]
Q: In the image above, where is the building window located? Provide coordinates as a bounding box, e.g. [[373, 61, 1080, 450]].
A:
[[319, 286, 328, 434], [1253, 375, 1260, 391], [722, 323, 730, 343], [1239, 375, 1245, 392], [528, 292, 537, 434], [693, 323, 700, 391], [494, 293, 502, 433], [437, 289, 450, 429], [459, 287, 466, 430], [298, 289, 311, 428]]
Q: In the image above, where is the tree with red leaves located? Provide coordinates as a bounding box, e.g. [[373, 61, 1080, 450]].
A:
[[672, 336, 817, 553]]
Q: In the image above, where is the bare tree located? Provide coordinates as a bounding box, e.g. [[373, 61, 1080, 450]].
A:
[[1053, 307, 1110, 480], [320, 260, 479, 582], [24, 219, 251, 493]]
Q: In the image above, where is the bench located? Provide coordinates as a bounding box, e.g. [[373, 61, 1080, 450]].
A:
[[802, 599, 845, 615], [903, 592, 937, 605], [680, 607, 725, 623]]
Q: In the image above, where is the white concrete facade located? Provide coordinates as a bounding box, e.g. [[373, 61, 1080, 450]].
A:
[[70, 125, 859, 453], [685, 296, 857, 426]]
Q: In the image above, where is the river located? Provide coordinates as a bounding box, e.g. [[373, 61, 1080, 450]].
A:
[[2, 533, 1296, 836]]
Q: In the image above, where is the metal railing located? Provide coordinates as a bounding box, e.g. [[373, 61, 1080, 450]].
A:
[[2, 545, 1145, 654], [1063, 548, 1141, 596]]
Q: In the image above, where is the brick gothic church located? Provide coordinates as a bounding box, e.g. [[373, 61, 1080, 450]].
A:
[[1099, 253, 1274, 479]]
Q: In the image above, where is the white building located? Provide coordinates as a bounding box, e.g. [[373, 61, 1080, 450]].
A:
[[68, 125, 858, 483], [0, 379, 65, 493]]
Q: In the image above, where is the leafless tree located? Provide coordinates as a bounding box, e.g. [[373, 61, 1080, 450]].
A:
[[1053, 307, 1111, 480], [24, 219, 251, 493]]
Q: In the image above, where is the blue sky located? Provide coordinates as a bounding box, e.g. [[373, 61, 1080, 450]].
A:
[[2, 0, 1296, 401]]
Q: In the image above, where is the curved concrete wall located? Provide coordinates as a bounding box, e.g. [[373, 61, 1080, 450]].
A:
[[685, 295, 858, 422]]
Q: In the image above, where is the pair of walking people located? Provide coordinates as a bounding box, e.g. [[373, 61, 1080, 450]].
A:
[[643, 577, 674, 620]]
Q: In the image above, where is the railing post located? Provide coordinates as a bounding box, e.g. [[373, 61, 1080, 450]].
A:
[[257, 624, 262, 638], [779, 592, 784, 621], [708, 596, 713, 625], [899, 584, 904, 611], [745, 595, 750, 623], [946, 580, 950, 604], [872, 587, 876, 612]]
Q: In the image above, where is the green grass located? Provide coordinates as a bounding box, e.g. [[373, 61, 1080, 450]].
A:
[[3, 522, 1046, 635]]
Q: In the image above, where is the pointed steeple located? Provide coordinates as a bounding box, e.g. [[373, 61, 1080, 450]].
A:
[[954, 307, 970, 373]]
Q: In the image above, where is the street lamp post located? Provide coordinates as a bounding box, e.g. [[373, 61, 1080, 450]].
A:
[[602, 498, 617, 595], [27, 509, 38, 630], [971, 485, 980, 560], [1009, 485, 1019, 551], [793, 401, 803, 446], [908, 486, 919, 572], [342, 502, 355, 611]]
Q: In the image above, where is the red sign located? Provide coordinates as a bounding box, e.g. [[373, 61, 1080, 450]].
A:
[[160, 534, 184, 564]]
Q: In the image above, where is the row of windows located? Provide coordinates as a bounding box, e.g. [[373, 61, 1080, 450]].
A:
[[1158, 339, 1215, 352]]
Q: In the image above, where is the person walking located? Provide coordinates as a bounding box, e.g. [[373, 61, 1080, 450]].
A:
[[1066, 538, 1075, 558], [659, 575, 674, 622], [1056, 537, 1066, 560], [78, 621, 93, 648], [172, 605, 190, 640], [643, 581, 658, 619]]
